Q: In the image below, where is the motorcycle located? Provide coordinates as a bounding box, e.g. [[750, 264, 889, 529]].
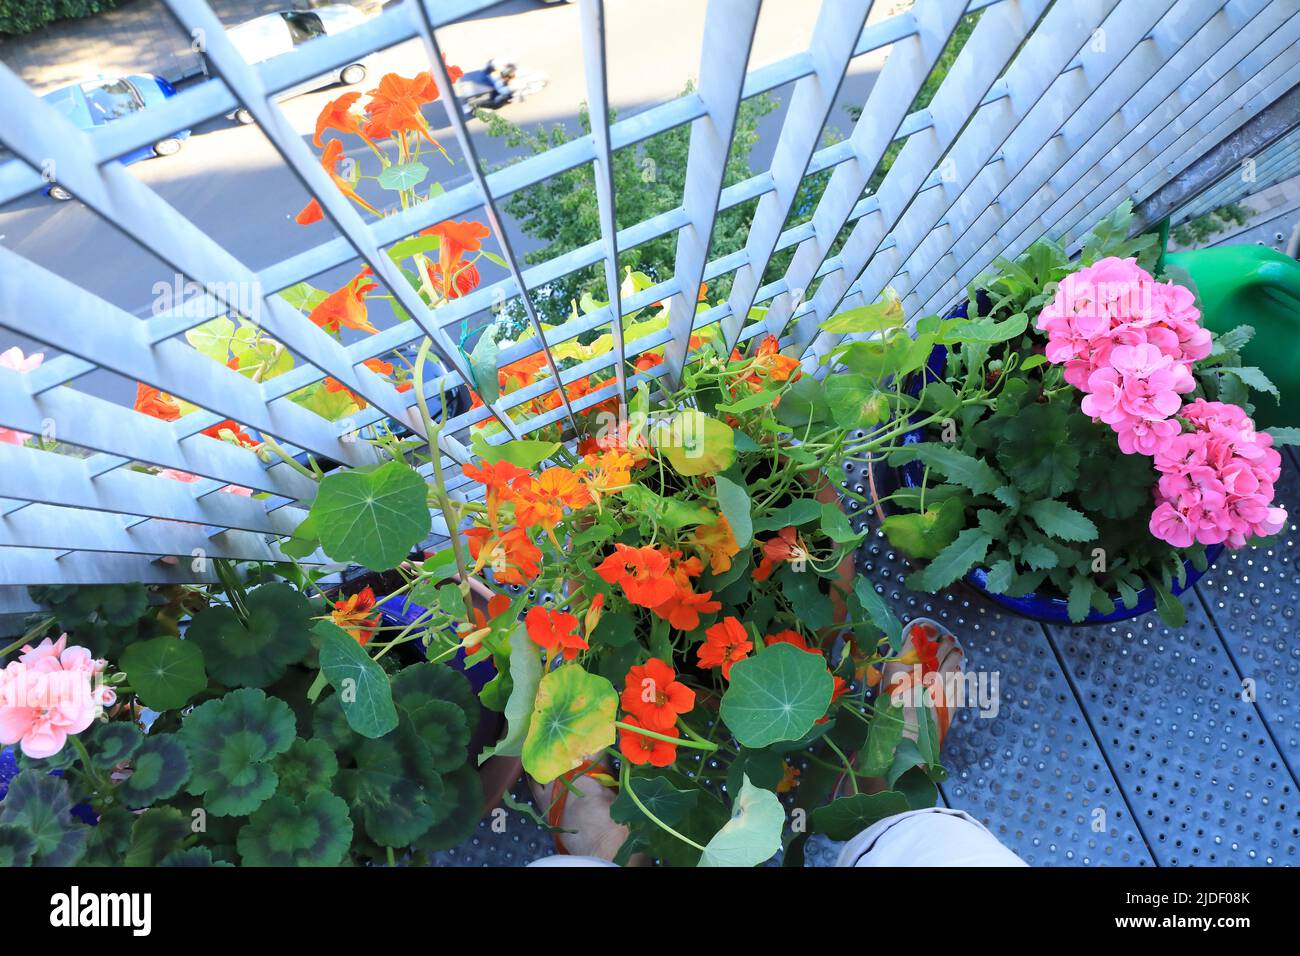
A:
[[455, 58, 549, 114]]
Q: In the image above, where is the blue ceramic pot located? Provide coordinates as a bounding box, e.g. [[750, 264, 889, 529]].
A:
[[0, 747, 98, 825], [892, 302, 1221, 625]]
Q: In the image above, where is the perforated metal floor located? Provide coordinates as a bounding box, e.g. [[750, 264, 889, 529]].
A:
[[438, 451, 1300, 867]]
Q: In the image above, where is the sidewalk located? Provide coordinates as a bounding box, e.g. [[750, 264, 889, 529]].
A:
[[0, 0, 379, 93]]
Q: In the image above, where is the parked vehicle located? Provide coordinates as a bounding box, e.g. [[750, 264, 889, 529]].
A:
[[223, 4, 376, 124], [456, 59, 549, 114], [40, 74, 191, 200]]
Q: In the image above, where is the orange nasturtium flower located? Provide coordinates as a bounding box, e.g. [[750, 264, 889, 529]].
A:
[[202, 419, 259, 448], [595, 544, 676, 608], [689, 514, 740, 575], [753, 525, 810, 581], [425, 258, 481, 300], [465, 526, 541, 586], [651, 585, 721, 633], [422, 219, 492, 284], [765, 630, 822, 656], [331, 585, 381, 645], [749, 334, 802, 383], [314, 91, 364, 147], [776, 761, 801, 794], [618, 714, 679, 767], [309, 267, 380, 334], [295, 139, 381, 225], [361, 66, 459, 151], [696, 616, 752, 680], [462, 459, 530, 528], [583, 592, 605, 635], [134, 383, 181, 421], [621, 658, 695, 733], [524, 606, 588, 661], [893, 620, 942, 673]]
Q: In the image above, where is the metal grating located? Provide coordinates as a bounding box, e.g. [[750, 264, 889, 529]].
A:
[[0, 0, 1296, 592]]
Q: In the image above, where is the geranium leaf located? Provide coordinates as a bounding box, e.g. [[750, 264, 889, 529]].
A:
[[179, 688, 296, 816], [0, 771, 87, 866], [698, 775, 784, 867], [415, 766, 483, 852], [1023, 499, 1098, 542], [88, 721, 143, 770], [0, 823, 37, 867], [237, 792, 353, 866], [721, 644, 833, 748], [916, 528, 992, 591], [119, 636, 207, 711], [315, 620, 398, 739], [309, 460, 431, 570], [124, 807, 189, 866], [810, 790, 910, 840], [522, 665, 618, 784], [117, 735, 190, 807], [186, 583, 312, 688], [273, 737, 339, 802]]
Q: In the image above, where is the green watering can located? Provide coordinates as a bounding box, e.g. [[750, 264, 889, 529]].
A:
[[1165, 244, 1300, 429]]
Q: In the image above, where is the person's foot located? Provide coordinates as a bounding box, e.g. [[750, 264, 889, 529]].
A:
[[528, 761, 635, 862]]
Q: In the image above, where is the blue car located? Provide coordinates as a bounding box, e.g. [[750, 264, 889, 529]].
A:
[[40, 74, 192, 199]]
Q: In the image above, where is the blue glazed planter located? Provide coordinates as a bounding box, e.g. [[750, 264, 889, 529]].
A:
[[892, 301, 1222, 625], [0, 746, 98, 825]]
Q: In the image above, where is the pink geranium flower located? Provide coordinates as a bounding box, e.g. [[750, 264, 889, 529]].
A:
[[0, 347, 45, 446], [0, 634, 111, 759]]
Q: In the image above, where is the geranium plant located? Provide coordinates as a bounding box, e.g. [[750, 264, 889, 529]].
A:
[[880, 203, 1291, 625]]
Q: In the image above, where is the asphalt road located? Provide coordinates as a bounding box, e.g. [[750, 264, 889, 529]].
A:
[[0, 0, 884, 400]]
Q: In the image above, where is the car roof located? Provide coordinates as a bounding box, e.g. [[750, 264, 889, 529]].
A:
[[41, 84, 94, 129]]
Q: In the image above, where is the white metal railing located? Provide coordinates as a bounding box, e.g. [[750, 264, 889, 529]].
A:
[[0, 0, 1294, 596]]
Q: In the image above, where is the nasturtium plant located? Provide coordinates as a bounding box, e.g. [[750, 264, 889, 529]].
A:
[[315, 620, 398, 738], [180, 688, 297, 816], [307, 460, 432, 569], [522, 665, 618, 784], [720, 645, 834, 749], [119, 635, 207, 711], [698, 776, 785, 867], [186, 583, 312, 688]]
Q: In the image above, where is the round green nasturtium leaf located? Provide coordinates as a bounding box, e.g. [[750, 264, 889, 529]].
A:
[[314, 620, 398, 739], [720, 643, 834, 749], [117, 734, 190, 808], [698, 775, 785, 868], [186, 583, 312, 689], [237, 792, 353, 867], [179, 688, 296, 816], [809, 790, 911, 841], [338, 738, 440, 847], [273, 737, 338, 802], [89, 721, 144, 770], [655, 410, 736, 477], [415, 765, 483, 853], [159, 847, 234, 867], [521, 664, 618, 784], [376, 160, 429, 192], [0, 823, 38, 867], [308, 460, 432, 570], [119, 636, 207, 712], [0, 770, 87, 866], [124, 806, 191, 866]]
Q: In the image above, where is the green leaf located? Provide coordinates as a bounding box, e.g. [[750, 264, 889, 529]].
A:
[[237, 792, 353, 866], [896, 443, 1002, 495], [936, 311, 1028, 345], [654, 411, 736, 476], [186, 583, 311, 689], [1023, 499, 1098, 542], [824, 374, 890, 430], [522, 665, 618, 784], [88, 722, 143, 770], [414, 765, 483, 852], [273, 737, 339, 801], [387, 233, 440, 263], [698, 775, 784, 867], [124, 807, 189, 866], [119, 636, 207, 711], [620, 484, 713, 529], [778, 566, 834, 630], [817, 291, 904, 334], [810, 790, 910, 840], [309, 460, 431, 570], [752, 498, 823, 532], [610, 772, 697, 828], [0, 824, 37, 867], [819, 501, 863, 544], [1264, 427, 1300, 447], [180, 688, 296, 816], [315, 620, 398, 739], [852, 577, 903, 651], [470, 325, 501, 404], [279, 282, 328, 313], [184, 316, 235, 362], [714, 474, 753, 548], [1067, 577, 1094, 624], [1151, 576, 1186, 629], [880, 496, 965, 560], [861, 694, 905, 776], [984, 559, 1016, 594], [377, 161, 429, 192], [0, 771, 87, 866], [772, 375, 828, 427], [117, 735, 190, 807], [478, 625, 542, 763], [993, 486, 1020, 508], [914, 528, 990, 591], [1219, 366, 1280, 403], [469, 431, 559, 469], [720, 644, 834, 748], [1019, 542, 1059, 571]]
